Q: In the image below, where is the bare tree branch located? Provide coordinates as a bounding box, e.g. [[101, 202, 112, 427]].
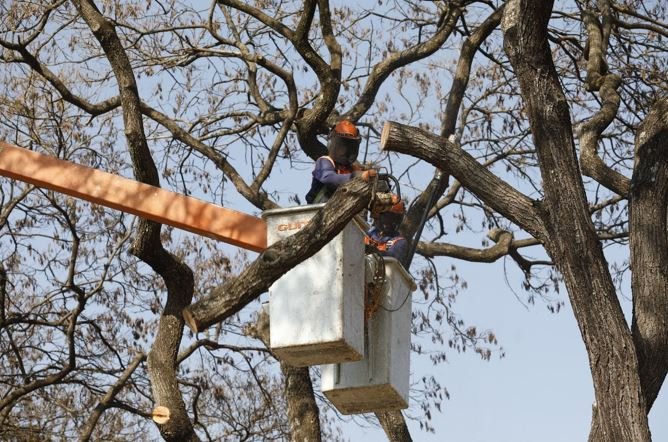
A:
[[577, 7, 630, 196], [79, 353, 146, 442]]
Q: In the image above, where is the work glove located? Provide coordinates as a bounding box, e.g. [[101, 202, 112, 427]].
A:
[[353, 169, 378, 183], [359, 169, 377, 182]]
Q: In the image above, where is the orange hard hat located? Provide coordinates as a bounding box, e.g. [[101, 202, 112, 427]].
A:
[[331, 119, 361, 140]]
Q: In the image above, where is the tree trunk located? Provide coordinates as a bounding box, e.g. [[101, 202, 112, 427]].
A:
[[630, 96, 668, 410], [73, 1, 200, 439], [501, 2, 648, 440], [248, 311, 322, 442], [376, 410, 412, 442], [380, 2, 653, 439], [281, 365, 321, 441]]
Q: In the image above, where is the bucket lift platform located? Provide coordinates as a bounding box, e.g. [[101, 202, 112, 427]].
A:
[[263, 203, 417, 413], [262, 205, 366, 367], [321, 256, 416, 414]]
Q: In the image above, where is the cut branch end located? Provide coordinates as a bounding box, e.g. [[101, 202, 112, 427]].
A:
[[151, 405, 171, 425]]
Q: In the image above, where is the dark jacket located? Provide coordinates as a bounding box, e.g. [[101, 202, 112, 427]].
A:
[[364, 226, 408, 263], [305, 156, 353, 204]]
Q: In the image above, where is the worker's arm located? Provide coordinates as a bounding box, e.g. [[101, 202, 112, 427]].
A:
[[313, 157, 353, 186]]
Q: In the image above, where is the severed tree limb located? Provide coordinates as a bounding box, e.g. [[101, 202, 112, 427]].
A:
[[629, 96, 668, 411], [380, 121, 545, 239], [183, 177, 374, 333]]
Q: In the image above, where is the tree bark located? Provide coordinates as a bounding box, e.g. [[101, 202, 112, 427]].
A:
[[282, 365, 321, 442], [381, 122, 545, 239], [376, 410, 412, 442], [630, 96, 668, 410], [381, 3, 653, 439], [382, 121, 649, 441], [577, 8, 630, 196], [441, 5, 504, 137]]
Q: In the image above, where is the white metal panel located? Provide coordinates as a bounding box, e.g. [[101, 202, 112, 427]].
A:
[[262, 205, 365, 367], [321, 257, 416, 414]]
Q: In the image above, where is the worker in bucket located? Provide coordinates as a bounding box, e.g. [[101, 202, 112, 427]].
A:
[[305, 119, 376, 204], [364, 198, 408, 263]]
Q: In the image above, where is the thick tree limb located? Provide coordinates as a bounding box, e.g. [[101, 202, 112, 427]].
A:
[[630, 96, 668, 411], [577, 72, 630, 196], [442, 5, 505, 137], [183, 177, 373, 332], [578, 9, 630, 196], [282, 365, 322, 441], [418, 229, 515, 262], [380, 121, 545, 239]]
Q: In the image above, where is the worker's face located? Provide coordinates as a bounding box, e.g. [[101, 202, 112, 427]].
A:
[[375, 212, 402, 234], [328, 136, 360, 166]]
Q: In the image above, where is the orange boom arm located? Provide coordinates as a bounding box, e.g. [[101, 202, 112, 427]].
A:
[[0, 141, 267, 252]]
